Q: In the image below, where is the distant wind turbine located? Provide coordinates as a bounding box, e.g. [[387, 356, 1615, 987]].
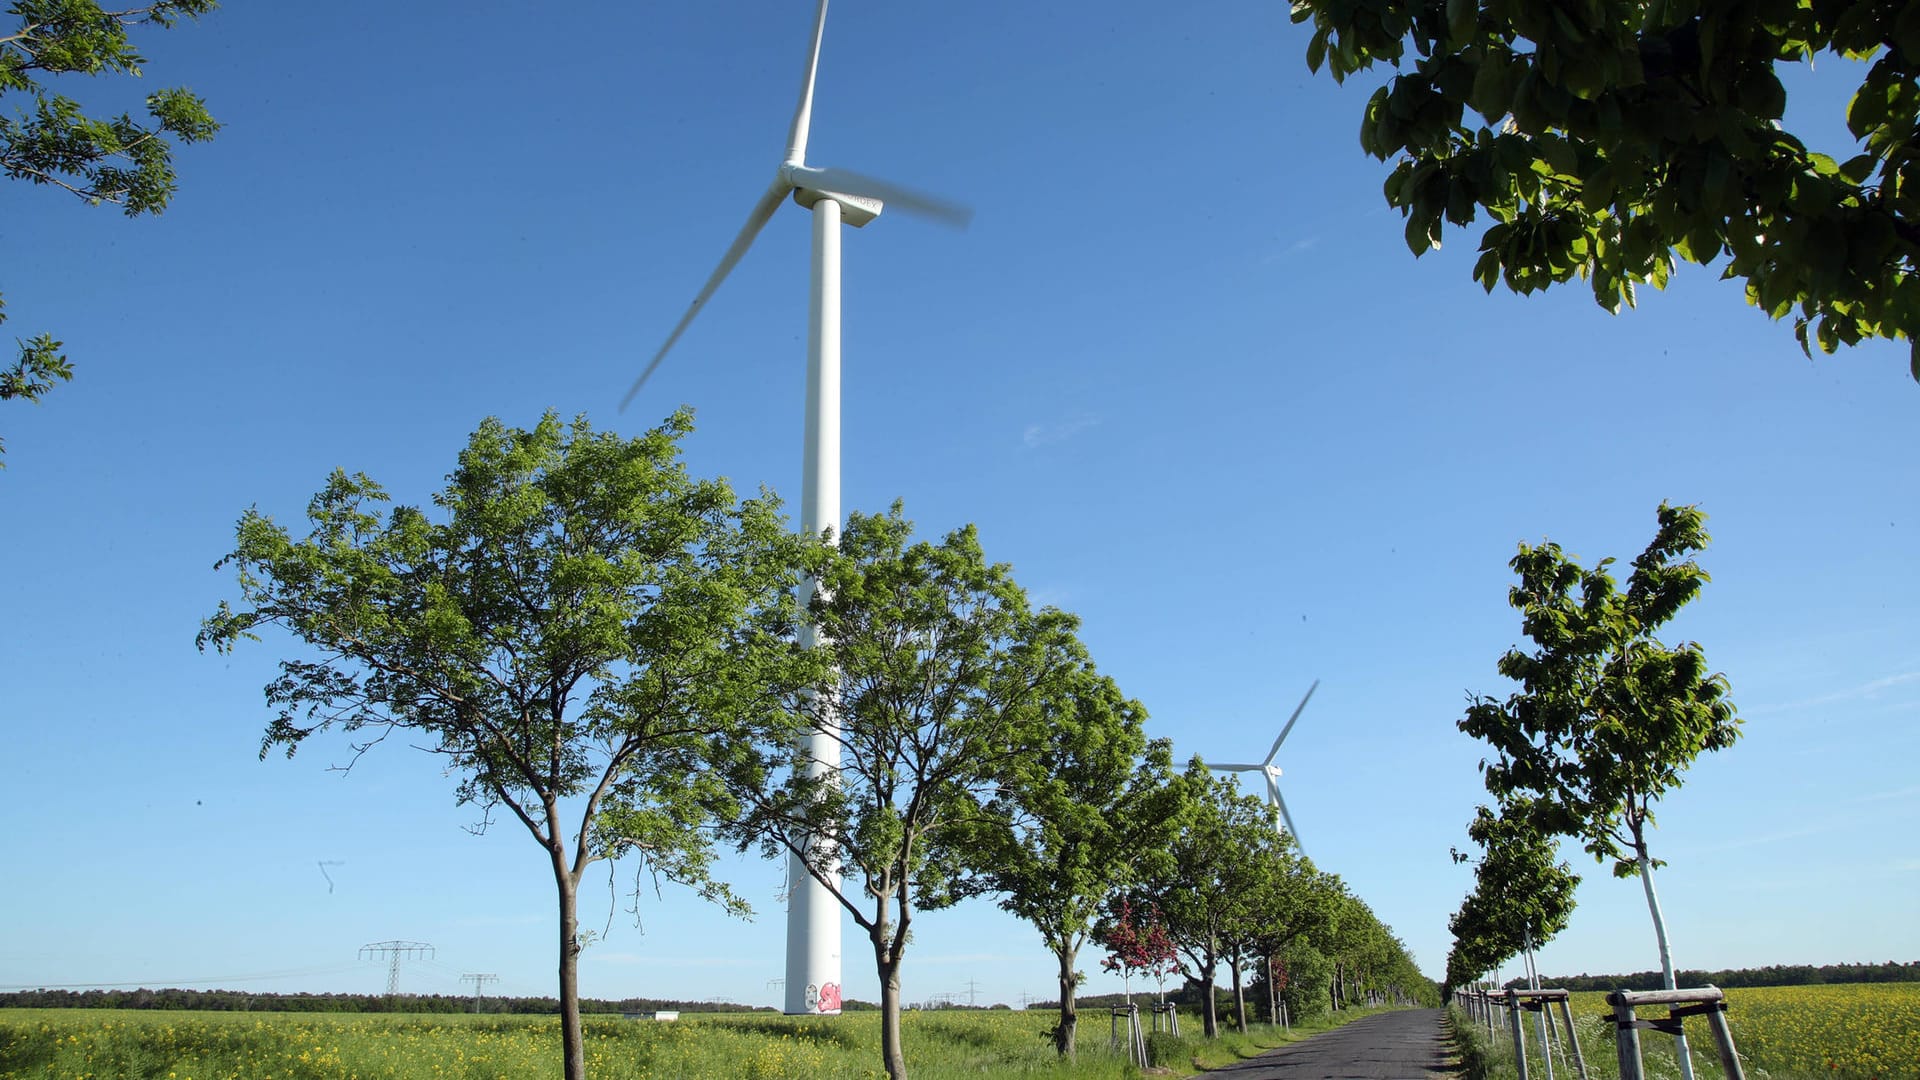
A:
[[620, 0, 969, 1017], [1207, 680, 1318, 851]]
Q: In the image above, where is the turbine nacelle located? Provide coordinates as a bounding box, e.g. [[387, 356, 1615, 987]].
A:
[[789, 180, 882, 227], [1202, 679, 1319, 852]]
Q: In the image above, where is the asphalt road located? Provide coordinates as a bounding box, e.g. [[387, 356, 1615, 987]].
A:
[[1197, 1009, 1459, 1079]]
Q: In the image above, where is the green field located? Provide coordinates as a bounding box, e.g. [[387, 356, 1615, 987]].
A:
[[0, 1004, 1380, 1079], [1455, 983, 1920, 1080]]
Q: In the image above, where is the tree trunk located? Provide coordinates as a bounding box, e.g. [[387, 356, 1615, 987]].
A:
[[553, 855, 585, 1080], [1053, 944, 1078, 1057], [1230, 956, 1248, 1034], [1267, 957, 1278, 1026], [878, 951, 907, 1079], [1199, 957, 1219, 1039], [1636, 839, 1696, 1080]]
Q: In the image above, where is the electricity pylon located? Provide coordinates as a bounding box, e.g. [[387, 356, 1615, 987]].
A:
[[358, 940, 434, 996], [461, 972, 498, 1012]]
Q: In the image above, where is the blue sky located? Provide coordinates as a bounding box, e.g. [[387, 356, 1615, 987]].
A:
[[2, 1, 1914, 1011]]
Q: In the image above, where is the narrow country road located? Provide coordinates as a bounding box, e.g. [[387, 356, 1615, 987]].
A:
[[1198, 1009, 1459, 1079]]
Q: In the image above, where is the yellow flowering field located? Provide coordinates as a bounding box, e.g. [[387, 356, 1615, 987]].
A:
[[1475, 983, 1919, 1080]]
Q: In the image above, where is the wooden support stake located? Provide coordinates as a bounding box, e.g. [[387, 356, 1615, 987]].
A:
[[1556, 996, 1590, 1080], [1611, 994, 1646, 1080], [1508, 993, 1531, 1080], [1704, 1001, 1747, 1080]]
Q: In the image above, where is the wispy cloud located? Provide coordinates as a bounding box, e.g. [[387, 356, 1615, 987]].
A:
[[1028, 586, 1073, 611], [1261, 235, 1320, 263], [1684, 825, 1825, 854], [1848, 784, 1920, 805], [1744, 670, 1920, 715], [1022, 413, 1099, 448]]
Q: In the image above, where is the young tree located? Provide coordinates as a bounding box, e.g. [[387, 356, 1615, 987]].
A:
[[198, 411, 803, 1080], [1290, 0, 1920, 379], [1450, 801, 1580, 988], [2, 1, 220, 461], [720, 505, 1082, 1080], [1460, 502, 1740, 1079], [1094, 898, 1179, 1006], [965, 663, 1184, 1056]]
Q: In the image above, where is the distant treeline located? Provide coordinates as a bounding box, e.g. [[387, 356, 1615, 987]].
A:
[[1512, 961, 1920, 992], [0, 988, 784, 1014]]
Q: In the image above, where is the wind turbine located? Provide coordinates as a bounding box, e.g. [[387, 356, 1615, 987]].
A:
[[1206, 680, 1318, 852], [619, 0, 969, 1017]]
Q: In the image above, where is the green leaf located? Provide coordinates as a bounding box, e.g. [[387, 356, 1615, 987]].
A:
[[1838, 153, 1879, 185], [1446, 0, 1477, 46]]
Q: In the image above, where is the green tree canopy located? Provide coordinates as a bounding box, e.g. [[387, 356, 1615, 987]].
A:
[[2, 1, 220, 462], [199, 410, 804, 1080], [718, 504, 1082, 1080], [965, 663, 1184, 1056], [1460, 502, 1740, 877], [1448, 800, 1580, 972], [1136, 764, 1279, 1040], [1291, 0, 1920, 378]]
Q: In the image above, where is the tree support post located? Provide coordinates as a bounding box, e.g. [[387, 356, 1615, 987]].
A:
[[1557, 997, 1590, 1080], [1110, 1004, 1147, 1068], [1507, 988, 1585, 1080], [1506, 991, 1531, 1080], [1608, 987, 1745, 1080]]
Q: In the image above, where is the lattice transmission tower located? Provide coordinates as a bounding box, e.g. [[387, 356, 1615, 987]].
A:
[[358, 940, 434, 996], [461, 972, 499, 1012]]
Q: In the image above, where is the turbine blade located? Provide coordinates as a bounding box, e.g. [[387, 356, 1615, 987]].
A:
[[1274, 787, 1303, 852], [1206, 763, 1264, 772], [788, 164, 974, 228], [1264, 678, 1320, 765], [620, 179, 791, 411], [784, 0, 830, 165]]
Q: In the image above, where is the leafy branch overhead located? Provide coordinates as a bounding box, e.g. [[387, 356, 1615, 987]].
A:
[[1, 1, 219, 462], [1291, 0, 1920, 378], [2, 0, 219, 209]]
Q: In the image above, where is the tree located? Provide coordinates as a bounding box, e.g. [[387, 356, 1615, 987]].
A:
[[1447, 800, 1579, 1056], [1244, 861, 1339, 1025], [1448, 800, 1580, 986], [198, 411, 803, 1080], [1459, 501, 1740, 1079], [1215, 832, 1311, 1033], [1140, 764, 1277, 1039], [1291, 0, 1920, 379], [1320, 889, 1390, 1011], [1093, 897, 1179, 1005], [2, 1, 220, 462], [719, 505, 1082, 1080], [966, 663, 1184, 1056]]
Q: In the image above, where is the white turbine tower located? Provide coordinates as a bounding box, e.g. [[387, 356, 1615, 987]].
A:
[[619, 0, 969, 1017], [1207, 680, 1318, 852]]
